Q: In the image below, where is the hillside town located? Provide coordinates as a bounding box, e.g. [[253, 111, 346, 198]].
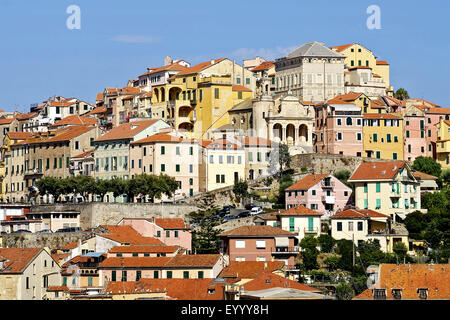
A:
[[0, 41, 449, 301]]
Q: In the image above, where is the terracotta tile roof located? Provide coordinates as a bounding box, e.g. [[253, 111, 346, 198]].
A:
[[408, 99, 439, 108], [72, 149, 94, 159], [426, 107, 450, 115], [99, 257, 171, 268], [85, 106, 107, 116], [95, 119, 159, 142], [219, 225, 296, 237], [251, 61, 275, 71], [413, 171, 437, 180], [329, 44, 353, 52], [242, 272, 320, 292], [376, 60, 389, 65], [232, 85, 252, 92], [61, 241, 78, 250], [235, 136, 272, 147], [140, 63, 189, 77], [109, 245, 179, 254], [99, 225, 165, 246], [105, 278, 225, 300], [349, 161, 407, 181], [47, 286, 69, 292], [363, 113, 402, 120], [219, 261, 284, 279], [154, 218, 191, 230], [354, 264, 450, 300], [327, 92, 363, 104], [14, 126, 95, 146], [96, 93, 104, 101], [287, 174, 329, 190], [15, 112, 38, 120], [132, 133, 193, 145], [51, 252, 70, 263], [6, 131, 33, 140], [0, 248, 42, 273], [330, 208, 389, 219], [175, 58, 227, 76], [139, 91, 152, 98], [0, 118, 15, 125], [278, 205, 323, 216], [165, 254, 220, 268], [49, 101, 74, 107], [370, 100, 386, 108], [50, 115, 97, 127]]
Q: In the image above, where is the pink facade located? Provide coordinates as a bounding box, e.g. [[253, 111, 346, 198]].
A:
[[314, 103, 363, 157], [404, 115, 428, 161], [129, 137, 199, 199], [285, 175, 352, 213], [425, 112, 450, 158], [222, 237, 296, 268], [101, 268, 163, 282], [118, 218, 192, 251]]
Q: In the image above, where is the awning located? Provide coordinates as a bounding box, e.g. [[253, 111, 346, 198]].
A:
[[275, 237, 290, 247]]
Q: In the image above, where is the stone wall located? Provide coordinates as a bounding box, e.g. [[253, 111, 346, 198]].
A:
[[1, 232, 92, 249], [31, 202, 200, 230]]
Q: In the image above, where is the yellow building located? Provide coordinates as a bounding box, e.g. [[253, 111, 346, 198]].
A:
[[436, 119, 450, 169], [363, 113, 404, 160], [151, 58, 254, 139], [329, 43, 392, 94]]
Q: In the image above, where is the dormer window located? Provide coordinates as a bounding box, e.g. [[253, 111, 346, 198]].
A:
[[373, 289, 386, 300], [392, 289, 402, 300], [417, 288, 428, 300]]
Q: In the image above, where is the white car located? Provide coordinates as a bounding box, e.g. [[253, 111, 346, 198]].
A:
[[250, 207, 263, 215]]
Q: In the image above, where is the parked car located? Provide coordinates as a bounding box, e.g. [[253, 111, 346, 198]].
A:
[[222, 214, 237, 223], [250, 207, 263, 215], [245, 203, 258, 210], [237, 210, 251, 218], [11, 229, 32, 233], [37, 229, 53, 233], [56, 227, 82, 233]]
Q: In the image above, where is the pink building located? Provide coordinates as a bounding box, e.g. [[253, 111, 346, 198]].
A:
[[404, 114, 427, 161], [314, 102, 363, 157], [129, 132, 199, 200], [117, 217, 192, 251], [285, 174, 352, 213], [219, 226, 297, 269]]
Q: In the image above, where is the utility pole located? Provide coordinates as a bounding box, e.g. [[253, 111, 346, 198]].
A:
[[352, 233, 355, 267]]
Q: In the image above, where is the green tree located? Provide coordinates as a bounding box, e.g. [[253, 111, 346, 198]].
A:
[[36, 177, 63, 203], [421, 191, 447, 214], [404, 210, 427, 240], [334, 170, 352, 188], [393, 242, 408, 261], [350, 275, 368, 296], [335, 239, 355, 271], [412, 156, 441, 178], [233, 180, 248, 200], [335, 282, 354, 300], [323, 255, 340, 271], [441, 169, 450, 185], [318, 234, 335, 253], [357, 240, 387, 267], [394, 88, 410, 100], [189, 208, 223, 254], [91, 179, 110, 202], [299, 235, 319, 270]]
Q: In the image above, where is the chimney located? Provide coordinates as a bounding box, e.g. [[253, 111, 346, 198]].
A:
[[164, 56, 173, 66], [211, 59, 215, 65]]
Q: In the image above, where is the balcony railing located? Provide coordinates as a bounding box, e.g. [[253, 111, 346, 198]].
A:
[[25, 168, 43, 175], [271, 246, 301, 254], [320, 181, 335, 188], [321, 195, 335, 204], [304, 227, 320, 234]]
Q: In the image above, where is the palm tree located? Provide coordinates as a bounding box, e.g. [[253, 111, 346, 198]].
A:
[[394, 88, 410, 100]]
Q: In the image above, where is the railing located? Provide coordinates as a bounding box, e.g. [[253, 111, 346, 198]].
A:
[[321, 195, 336, 204], [24, 168, 43, 175], [320, 181, 335, 188], [304, 227, 320, 234], [271, 246, 301, 254]]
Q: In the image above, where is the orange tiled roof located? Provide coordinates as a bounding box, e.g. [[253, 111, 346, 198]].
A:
[[330, 208, 389, 219], [61, 241, 78, 250], [132, 133, 193, 145], [49, 101, 74, 107], [99, 225, 165, 246], [426, 107, 450, 115], [154, 218, 190, 230], [96, 93, 104, 101], [13, 126, 95, 146], [329, 44, 353, 52], [50, 115, 97, 127], [287, 174, 329, 190], [47, 286, 69, 292], [278, 205, 323, 216], [370, 100, 386, 108], [219, 225, 295, 237], [85, 106, 107, 116], [72, 149, 94, 159], [251, 61, 275, 71], [164, 254, 220, 268], [201, 139, 243, 150], [348, 66, 372, 70], [242, 272, 320, 292], [232, 85, 252, 92], [139, 63, 189, 78], [0, 118, 15, 125], [6, 131, 33, 140], [0, 248, 41, 273], [219, 261, 284, 279], [99, 257, 171, 268], [95, 119, 159, 142], [413, 171, 437, 180], [349, 161, 407, 181], [376, 60, 389, 65], [354, 264, 450, 300], [105, 278, 225, 300], [108, 245, 179, 254], [15, 112, 38, 120], [327, 92, 363, 104], [175, 58, 227, 77]]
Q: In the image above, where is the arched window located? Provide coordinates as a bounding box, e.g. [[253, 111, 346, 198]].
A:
[[346, 117, 352, 126]]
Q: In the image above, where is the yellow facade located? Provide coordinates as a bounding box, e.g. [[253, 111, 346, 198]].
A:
[[436, 119, 450, 169], [151, 60, 253, 139], [363, 115, 404, 160], [330, 43, 392, 94]]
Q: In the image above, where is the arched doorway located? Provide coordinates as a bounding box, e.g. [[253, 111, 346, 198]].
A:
[[153, 88, 160, 103], [299, 124, 308, 142], [160, 88, 166, 102], [178, 122, 193, 133], [286, 124, 295, 145], [273, 123, 283, 142]]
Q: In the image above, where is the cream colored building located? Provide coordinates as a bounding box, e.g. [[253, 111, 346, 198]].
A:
[[0, 248, 61, 300], [199, 139, 246, 192], [348, 161, 423, 222]]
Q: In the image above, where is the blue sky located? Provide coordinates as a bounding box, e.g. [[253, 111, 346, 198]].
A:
[[0, 0, 448, 112]]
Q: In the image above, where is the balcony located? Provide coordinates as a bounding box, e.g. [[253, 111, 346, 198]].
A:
[[271, 246, 300, 254], [320, 181, 335, 188], [24, 168, 43, 176], [321, 195, 335, 204], [304, 227, 320, 234]]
